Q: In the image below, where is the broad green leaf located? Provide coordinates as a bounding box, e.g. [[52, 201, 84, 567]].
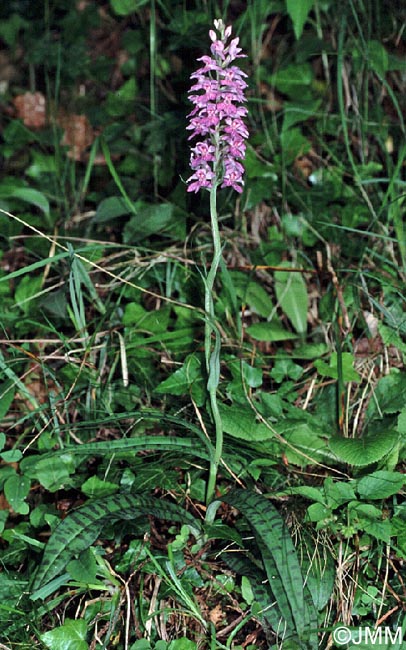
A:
[[279, 128, 311, 164], [277, 422, 332, 466], [356, 471, 405, 500], [168, 639, 196, 650], [0, 382, 14, 420], [241, 575, 255, 605], [94, 196, 130, 223], [0, 13, 28, 47], [0, 449, 22, 463], [348, 502, 391, 543], [242, 281, 274, 318], [324, 477, 356, 509], [22, 454, 76, 492], [286, 0, 314, 39], [110, 0, 148, 15], [4, 474, 30, 515], [315, 352, 361, 382], [397, 408, 406, 434], [270, 358, 303, 382], [219, 404, 273, 441], [282, 99, 322, 132], [366, 371, 406, 418], [41, 618, 88, 650], [123, 303, 170, 332], [379, 324, 406, 354], [124, 203, 179, 242], [361, 519, 391, 544], [67, 548, 99, 584], [14, 275, 42, 315], [270, 63, 313, 96], [26, 151, 57, 179], [306, 502, 331, 522], [81, 476, 119, 499], [9, 187, 50, 217], [279, 486, 325, 503], [367, 39, 389, 76], [329, 430, 398, 466], [247, 321, 298, 342], [274, 264, 308, 334], [155, 354, 205, 406], [227, 358, 263, 401]]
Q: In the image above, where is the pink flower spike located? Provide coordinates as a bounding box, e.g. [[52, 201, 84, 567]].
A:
[[186, 20, 248, 194]]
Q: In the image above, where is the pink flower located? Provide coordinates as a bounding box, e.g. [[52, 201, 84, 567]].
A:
[[186, 19, 248, 194], [187, 165, 215, 193]]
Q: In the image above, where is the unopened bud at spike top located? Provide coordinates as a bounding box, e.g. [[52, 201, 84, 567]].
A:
[[186, 20, 248, 194]]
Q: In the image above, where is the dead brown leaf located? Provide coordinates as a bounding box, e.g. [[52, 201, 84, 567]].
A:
[[13, 91, 46, 129], [59, 112, 94, 161]]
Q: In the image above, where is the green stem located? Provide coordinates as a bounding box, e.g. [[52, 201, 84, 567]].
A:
[[205, 183, 223, 507]]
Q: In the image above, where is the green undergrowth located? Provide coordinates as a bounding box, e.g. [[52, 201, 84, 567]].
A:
[[0, 0, 406, 648]]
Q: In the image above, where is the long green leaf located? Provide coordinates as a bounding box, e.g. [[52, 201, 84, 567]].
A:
[[223, 552, 283, 635], [286, 0, 314, 40], [274, 263, 308, 335], [22, 436, 210, 469], [32, 493, 202, 593], [222, 489, 318, 648]]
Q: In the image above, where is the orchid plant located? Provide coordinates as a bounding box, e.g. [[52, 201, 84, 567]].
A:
[[186, 19, 248, 505]]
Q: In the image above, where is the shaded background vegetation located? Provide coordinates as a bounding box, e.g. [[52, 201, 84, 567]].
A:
[[0, 1, 406, 648]]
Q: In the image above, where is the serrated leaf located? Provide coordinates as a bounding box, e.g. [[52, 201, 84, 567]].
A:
[[274, 264, 308, 334], [286, 0, 314, 39], [329, 430, 398, 466]]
